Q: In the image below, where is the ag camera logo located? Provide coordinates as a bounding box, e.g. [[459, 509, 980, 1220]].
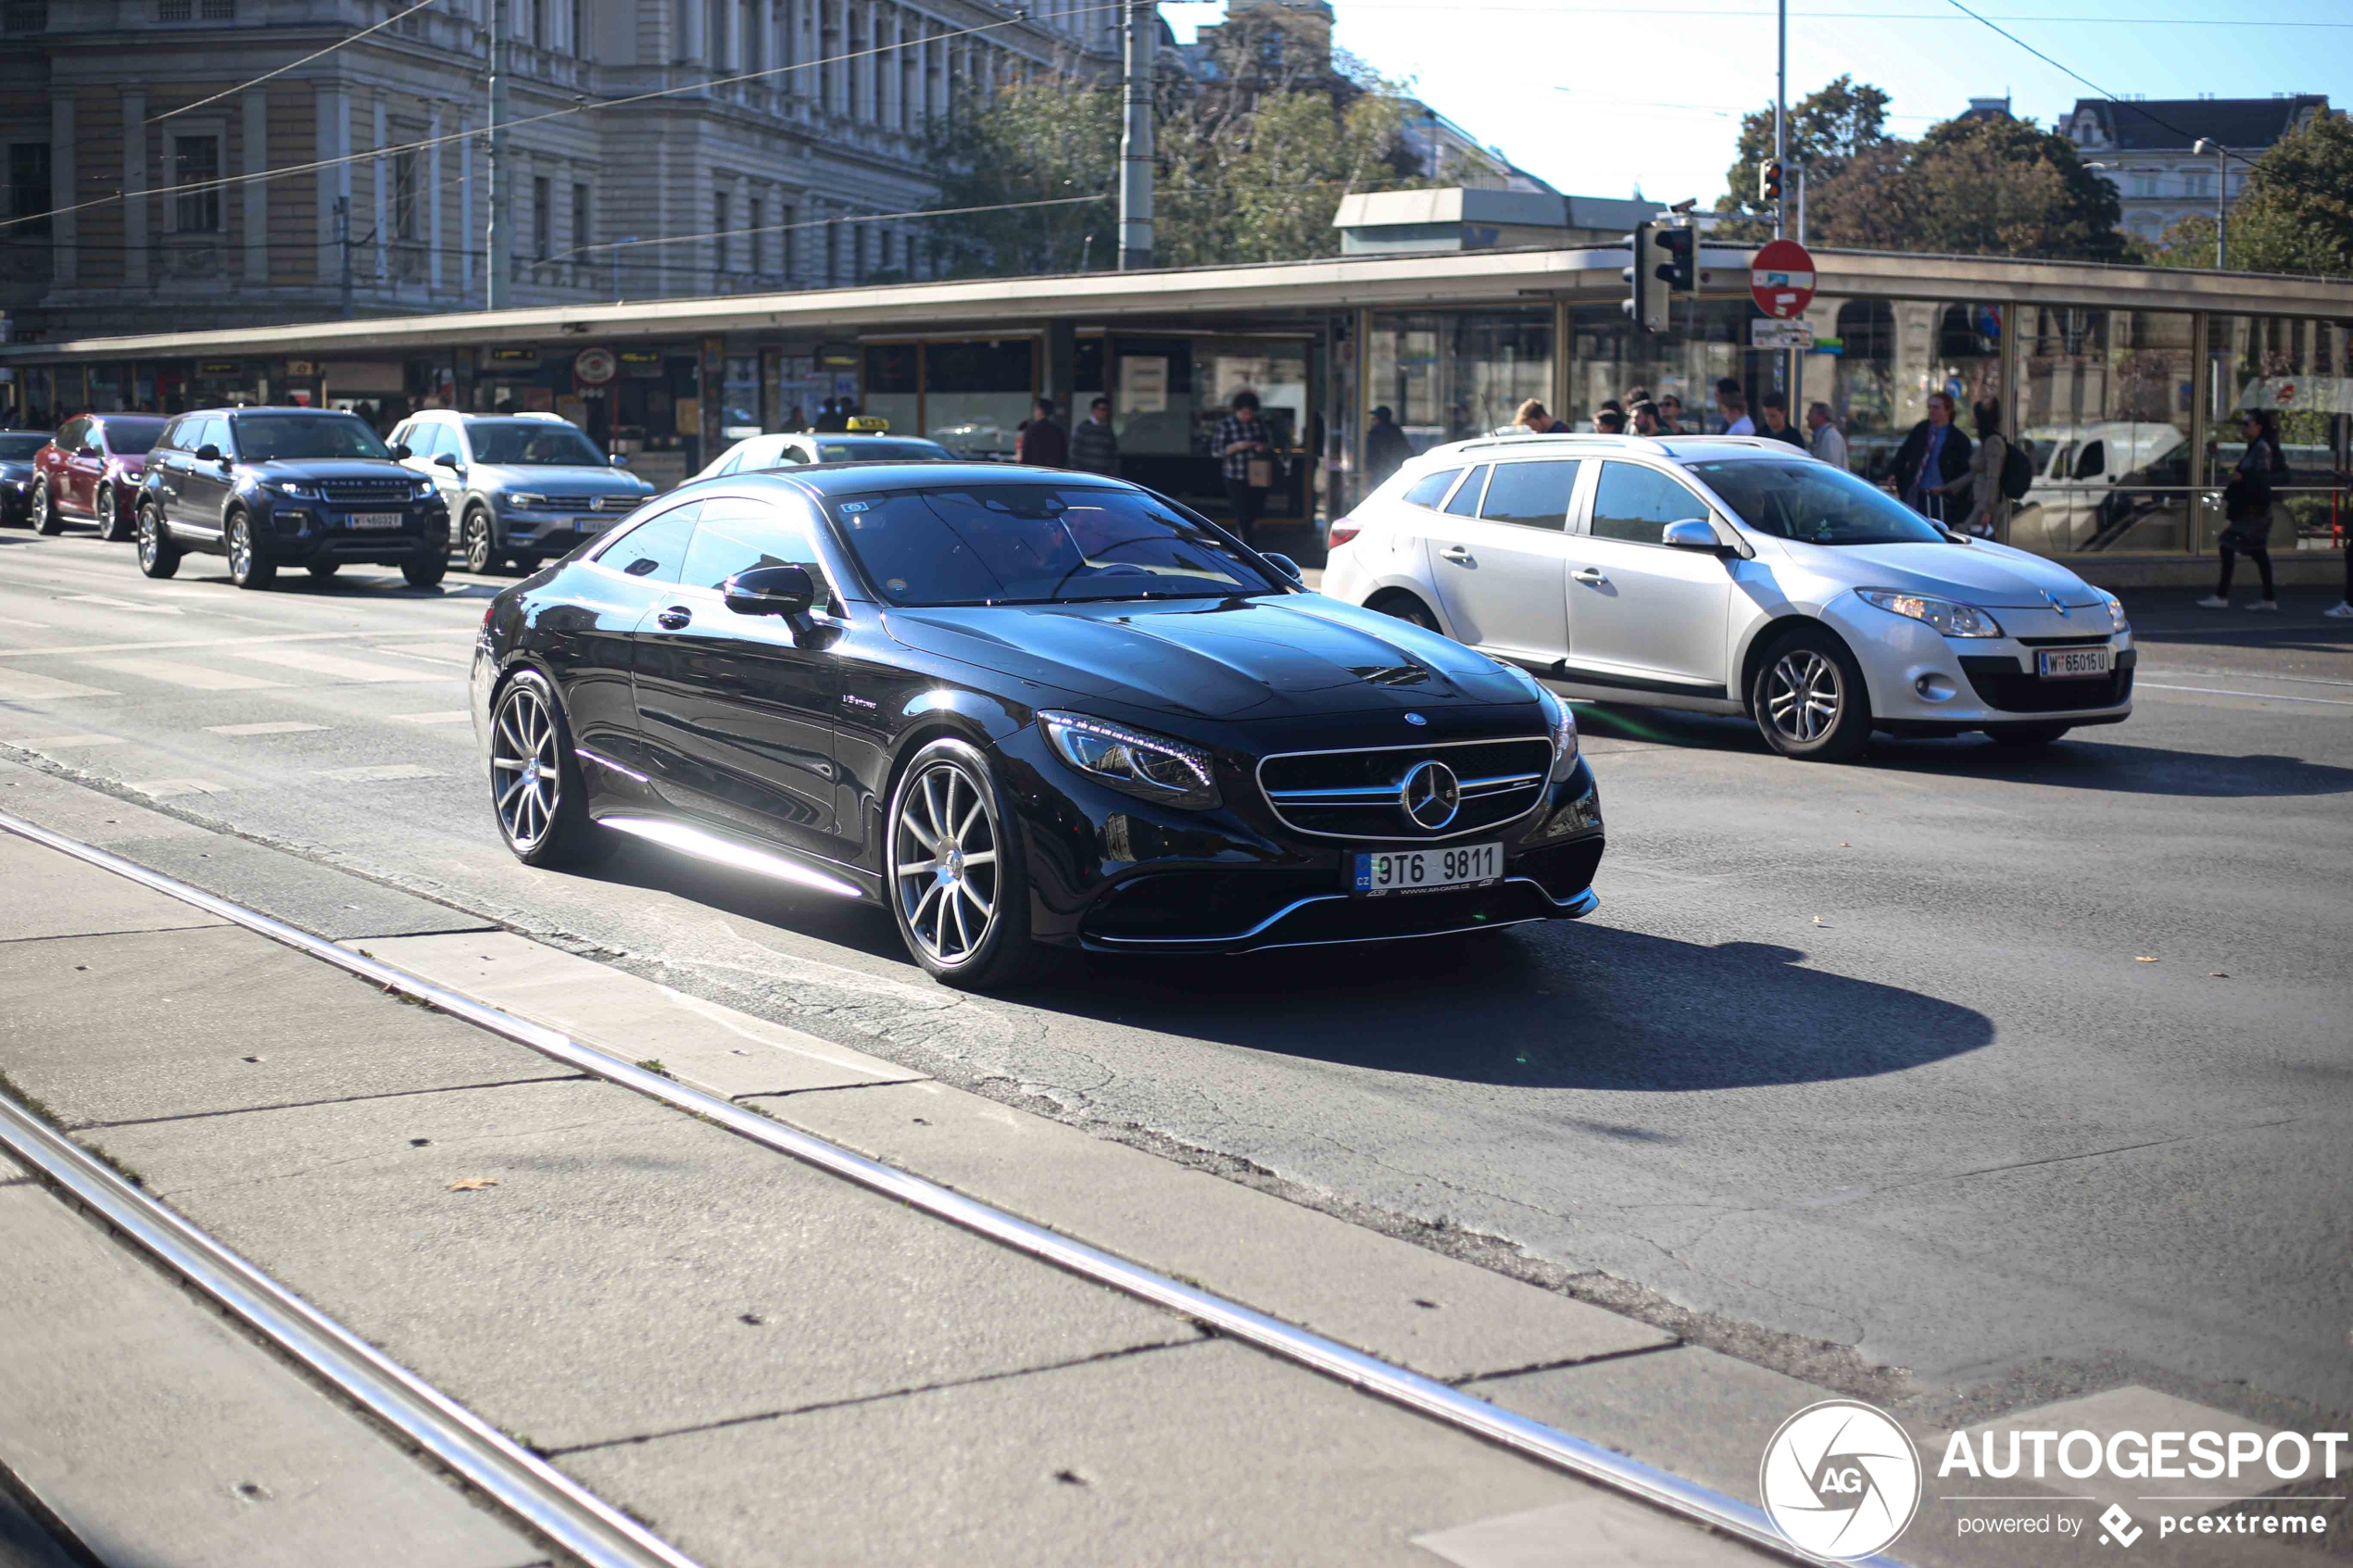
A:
[[1759, 1399, 1922, 1560]]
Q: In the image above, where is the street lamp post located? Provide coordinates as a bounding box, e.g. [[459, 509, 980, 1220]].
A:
[[486, 0, 509, 310], [2192, 137, 2228, 270]]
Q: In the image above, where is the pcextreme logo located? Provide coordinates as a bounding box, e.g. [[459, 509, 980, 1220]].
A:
[[1759, 1399, 1923, 1560]]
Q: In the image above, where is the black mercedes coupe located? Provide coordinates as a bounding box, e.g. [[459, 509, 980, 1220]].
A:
[[471, 463, 1605, 987]]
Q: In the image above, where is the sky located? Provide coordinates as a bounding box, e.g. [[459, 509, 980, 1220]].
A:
[[1160, 0, 2352, 208]]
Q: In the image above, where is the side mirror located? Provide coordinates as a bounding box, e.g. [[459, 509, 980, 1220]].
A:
[[433, 452, 461, 470], [609, 453, 631, 468], [723, 563, 815, 620], [1260, 551, 1304, 583], [1661, 518, 1727, 552], [389, 442, 412, 460], [195, 443, 221, 463]]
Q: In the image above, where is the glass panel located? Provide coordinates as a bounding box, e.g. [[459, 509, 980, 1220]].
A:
[[2009, 308, 2195, 556], [1567, 299, 1743, 439], [1441, 464, 1490, 517], [1368, 309, 1553, 454], [596, 502, 700, 580], [1403, 467, 1463, 509], [1479, 460, 1580, 531], [1590, 461, 1705, 545], [862, 344, 919, 440], [1793, 300, 2004, 485], [923, 340, 1034, 458], [683, 497, 827, 607], [2203, 315, 2353, 558], [1195, 338, 1310, 460]]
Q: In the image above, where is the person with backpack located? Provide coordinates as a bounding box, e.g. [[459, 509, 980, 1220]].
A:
[[1962, 397, 2021, 540], [2200, 410, 2284, 611]]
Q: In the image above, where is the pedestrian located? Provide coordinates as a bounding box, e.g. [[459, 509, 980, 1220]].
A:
[[782, 404, 807, 433], [1015, 395, 1069, 468], [1511, 397, 1560, 433], [1630, 400, 1663, 437], [1962, 397, 2011, 540], [1070, 395, 1119, 475], [1214, 389, 1275, 546], [1365, 404, 1412, 488], [1806, 401, 1848, 470], [1595, 408, 1628, 435], [813, 397, 849, 433], [1716, 378, 1753, 435], [1757, 392, 1806, 450], [1657, 394, 1685, 434], [1890, 391, 1973, 526], [2200, 411, 2282, 611]]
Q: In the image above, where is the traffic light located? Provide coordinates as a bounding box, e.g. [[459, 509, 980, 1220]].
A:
[[1758, 159, 1784, 204], [1655, 223, 1695, 294], [1620, 222, 1667, 333]]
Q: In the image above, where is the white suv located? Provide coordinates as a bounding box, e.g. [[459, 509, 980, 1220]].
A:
[[1320, 433, 2133, 760], [392, 410, 654, 574]]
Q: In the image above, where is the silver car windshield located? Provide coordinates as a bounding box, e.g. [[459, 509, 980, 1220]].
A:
[[1687, 459, 1948, 546], [467, 420, 607, 467]]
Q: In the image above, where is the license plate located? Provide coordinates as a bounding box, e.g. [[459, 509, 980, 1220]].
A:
[[574, 516, 606, 532], [348, 512, 404, 530], [1352, 842, 1502, 897], [2036, 646, 2111, 679]]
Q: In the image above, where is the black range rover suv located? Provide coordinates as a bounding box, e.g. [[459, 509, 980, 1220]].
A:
[[135, 407, 450, 589]]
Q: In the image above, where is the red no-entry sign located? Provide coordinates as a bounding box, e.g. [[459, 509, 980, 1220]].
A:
[[1750, 240, 1817, 320]]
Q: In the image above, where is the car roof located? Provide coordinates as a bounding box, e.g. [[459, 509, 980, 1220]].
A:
[[727, 461, 1133, 498], [1417, 433, 1809, 464], [769, 432, 945, 444], [185, 406, 354, 419]]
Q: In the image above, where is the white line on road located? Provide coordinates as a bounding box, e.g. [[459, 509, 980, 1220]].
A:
[[2137, 682, 2353, 708], [225, 646, 449, 684], [0, 671, 120, 701], [389, 710, 472, 725], [14, 734, 125, 747], [63, 594, 182, 616], [80, 657, 284, 692], [0, 631, 476, 659], [207, 721, 329, 736], [127, 778, 231, 798], [317, 763, 445, 783], [368, 646, 472, 668], [2139, 666, 2353, 691]]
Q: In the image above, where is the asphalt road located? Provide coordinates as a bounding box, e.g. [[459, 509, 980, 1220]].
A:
[[3, 524, 2347, 1436]]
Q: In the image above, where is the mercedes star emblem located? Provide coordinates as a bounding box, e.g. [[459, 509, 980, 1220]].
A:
[[1398, 759, 1461, 831]]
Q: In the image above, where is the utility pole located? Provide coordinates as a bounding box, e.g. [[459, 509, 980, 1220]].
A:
[[1795, 161, 1806, 245], [336, 195, 353, 319], [1116, 0, 1154, 270], [486, 0, 510, 309], [613, 237, 635, 303], [2193, 137, 2227, 269], [1774, 0, 1787, 241]]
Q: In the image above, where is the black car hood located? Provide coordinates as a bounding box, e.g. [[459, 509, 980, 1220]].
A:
[[248, 458, 413, 481], [881, 594, 1533, 720], [0, 461, 31, 482]]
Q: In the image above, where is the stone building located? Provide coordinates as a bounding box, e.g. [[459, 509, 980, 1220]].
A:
[[2060, 94, 2332, 247], [0, 0, 1116, 340]]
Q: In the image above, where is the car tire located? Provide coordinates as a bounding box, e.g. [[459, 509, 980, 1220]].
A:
[[308, 561, 341, 583], [135, 505, 181, 579], [95, 486, 132, 543], [1751, 624, 1872, 762], [1986, 721, 2070, 749], [1367, 589, 1441, 632], [30, 481, 61, 535], [401, 554, 448, 589], [488, 670, 603, 868], [225, 511, 275, 590], [461, 508, 500, 574], [886, 738, 1038, 991]]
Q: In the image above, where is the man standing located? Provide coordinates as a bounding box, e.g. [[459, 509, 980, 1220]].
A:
[[1891, 391, 1973, 523], [1716, 379, 1754, 435], [1758, 392, 1807, 449], [1657, 394, 1686, 434], [1016, 395, 1069, 468], [1214, 389, 1274, 546], [1629, 400, 1664, 437], [1806, 401, 1848, 470], [1365, 405, 1411, 488], [1070, 395, 1119, 475]]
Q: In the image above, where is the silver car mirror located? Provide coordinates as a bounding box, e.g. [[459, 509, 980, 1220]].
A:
[[1661, 518, 1725, 552]]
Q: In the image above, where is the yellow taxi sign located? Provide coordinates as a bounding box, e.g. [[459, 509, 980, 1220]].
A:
[[846, 415, 891, 433]]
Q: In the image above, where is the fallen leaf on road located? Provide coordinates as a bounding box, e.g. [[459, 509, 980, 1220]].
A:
[[1813, 916, 1831, 926], [2134, 956, 2159, 963], [2210, 972, 2229, 978], [447, 1177, 499, 1192]]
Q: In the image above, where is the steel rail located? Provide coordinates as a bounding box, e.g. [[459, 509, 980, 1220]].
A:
[[0, 808, 1904, 1568]]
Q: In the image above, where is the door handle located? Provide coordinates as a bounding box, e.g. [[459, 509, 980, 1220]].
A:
[[656, 606, 692, 631], [1572, 568, 1607, 584], [1440, 546, 1473, 563]]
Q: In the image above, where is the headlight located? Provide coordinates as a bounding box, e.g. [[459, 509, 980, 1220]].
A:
[[413, 479, 438, 499], [2101, 591, 2129, 634], [501, 490, 549, 510], [265, 479, 321, 499], [1856, 588, 2003, 639], [1539, 686, 1579, 777], [1038, 710, 1221, 810]]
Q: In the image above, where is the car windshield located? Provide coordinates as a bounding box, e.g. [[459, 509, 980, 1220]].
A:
[[812, 439, 949, 463], [99, 417, 168, 451], [0, 433, 48, 460], [466, 420, 608, 467], [233, 415, 392, 462], [829, 483, 1277, 607], [1687, 458, 1948, 546]]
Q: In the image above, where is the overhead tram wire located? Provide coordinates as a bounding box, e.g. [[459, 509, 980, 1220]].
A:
[[0, 0, 1139, 236], [149, 0, 445, 125]]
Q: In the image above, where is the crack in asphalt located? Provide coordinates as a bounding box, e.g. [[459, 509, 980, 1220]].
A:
[[62, 1073, 591, 1131]]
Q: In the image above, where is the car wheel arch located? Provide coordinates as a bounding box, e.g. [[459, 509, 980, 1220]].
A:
[[1365, 585, 1447, 635], [1737, 614, 1858, 716]]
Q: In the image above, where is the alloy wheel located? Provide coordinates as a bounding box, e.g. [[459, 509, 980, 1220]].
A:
[[228, 517, 253, 579], [95, 488, 120, 540], [491, 684, 561, 851], [891, 760, 1001, 967], [463, 512, 495, 573], [138, 511, 160, 569], [30, 483, 53, 533], [1764, 649, 1842, 744]]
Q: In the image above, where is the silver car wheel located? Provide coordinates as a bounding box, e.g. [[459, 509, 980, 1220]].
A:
[[228, 516, 253, 578], [891, 759, 1000, 966], [491, 684, 561, 851], [1765, 649, 1842, 744]]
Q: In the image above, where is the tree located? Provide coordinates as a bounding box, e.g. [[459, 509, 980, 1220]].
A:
[[1805, 115, 2126, 262], [2144, 111, 2353, 278], [1714, 76, 1893, 236], [921, 75, 1123, 279]]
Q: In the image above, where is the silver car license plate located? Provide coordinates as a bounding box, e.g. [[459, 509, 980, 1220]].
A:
[[2036, 646, 2111, 679], [348, 511, 404, 530], [1352, 842, 1501, 897]]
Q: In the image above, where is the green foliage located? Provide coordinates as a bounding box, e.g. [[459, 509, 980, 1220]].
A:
[[1806, 114, 2126, 262], [2144, 112, 2353, 278], [1715, 76, 1893, 236], [923, 76, 1123, 279]]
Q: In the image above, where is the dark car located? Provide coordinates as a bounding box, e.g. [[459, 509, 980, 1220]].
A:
[[134, 408, 450, 589], [30, 413, 169, 540], [0, 431, 51, 527], [471, 464, 1605, 988]]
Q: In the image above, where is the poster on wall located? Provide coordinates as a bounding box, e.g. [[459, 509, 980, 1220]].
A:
[[1119, 357, 1169, 415]]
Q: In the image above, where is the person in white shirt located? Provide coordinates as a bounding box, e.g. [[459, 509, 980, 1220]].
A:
[[1806, 401, 1849, 470], [1716, 378, 1754, 435]]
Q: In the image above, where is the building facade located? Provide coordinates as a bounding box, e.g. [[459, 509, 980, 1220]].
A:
[[0, 0, 1115, 340], [2061, 94, 2332, 246]]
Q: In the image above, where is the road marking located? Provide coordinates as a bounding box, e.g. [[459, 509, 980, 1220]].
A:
[[0, 630, 455, 659], [317, 763, 444, 783], [224, 646, 444, 684], [127, 778, 230, 799], [15, 734, 125, 747], [2137, 681, 2353, 708], [389, 710, 472, 724], [80, 657, 284, 691], [2140, 665, 2353, 690], [369, 646, 474, 668], [0, 671, 119, 701], [62, 594, 182, 616], [207, 721, 328, 736]]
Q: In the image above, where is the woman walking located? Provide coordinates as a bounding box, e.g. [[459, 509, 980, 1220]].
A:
[[1963, 398, 2010, 541], [2200, 411, 2282, 612]]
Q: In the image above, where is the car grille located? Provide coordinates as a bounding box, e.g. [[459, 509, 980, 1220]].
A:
[[1959, 650, 2136, 712], [320, 479, 414, 504], [1257, 736, 1553, 841], [535, 493, 630, 511]]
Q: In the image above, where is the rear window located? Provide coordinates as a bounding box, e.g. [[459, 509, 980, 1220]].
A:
[[1402, 468, 1462, 509]]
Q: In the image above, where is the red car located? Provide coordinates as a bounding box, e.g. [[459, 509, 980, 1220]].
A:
[[31, 412, 169, 541]]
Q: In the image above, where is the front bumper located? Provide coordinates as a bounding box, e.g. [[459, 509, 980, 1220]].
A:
[[495, 504, 637, 558], [1823, 596, 2135, 729], [258, 498, 450, 564]]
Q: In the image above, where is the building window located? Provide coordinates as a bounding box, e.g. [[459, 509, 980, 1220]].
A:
[[713, 191, 730, 272], [781, 203, 795, 283], [570, 0, 581, 55], [197, 0, 232, 17], [748, 197, 762, 276], [392, 149, 419, 241], [172, 134, 221, 232], [6, 143, 50, 235], [2184, 170, 2212, 199], [2129, 172, 2159, 199], [571, 182, 589, 260], [531, 0, 545, 44], [824, 218, 837, 287], [532, 176, 551, 260], [157, 0, 190, 18]]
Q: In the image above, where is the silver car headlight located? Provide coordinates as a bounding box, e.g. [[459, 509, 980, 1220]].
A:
[[1539, 686, 1579, 777], [500, 490, 549, 511], [1038, 710, 1221, 810], [264, 479, 321, 499], [1856, 588, 2004, 639], [2100, 591, 2129, 634]]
